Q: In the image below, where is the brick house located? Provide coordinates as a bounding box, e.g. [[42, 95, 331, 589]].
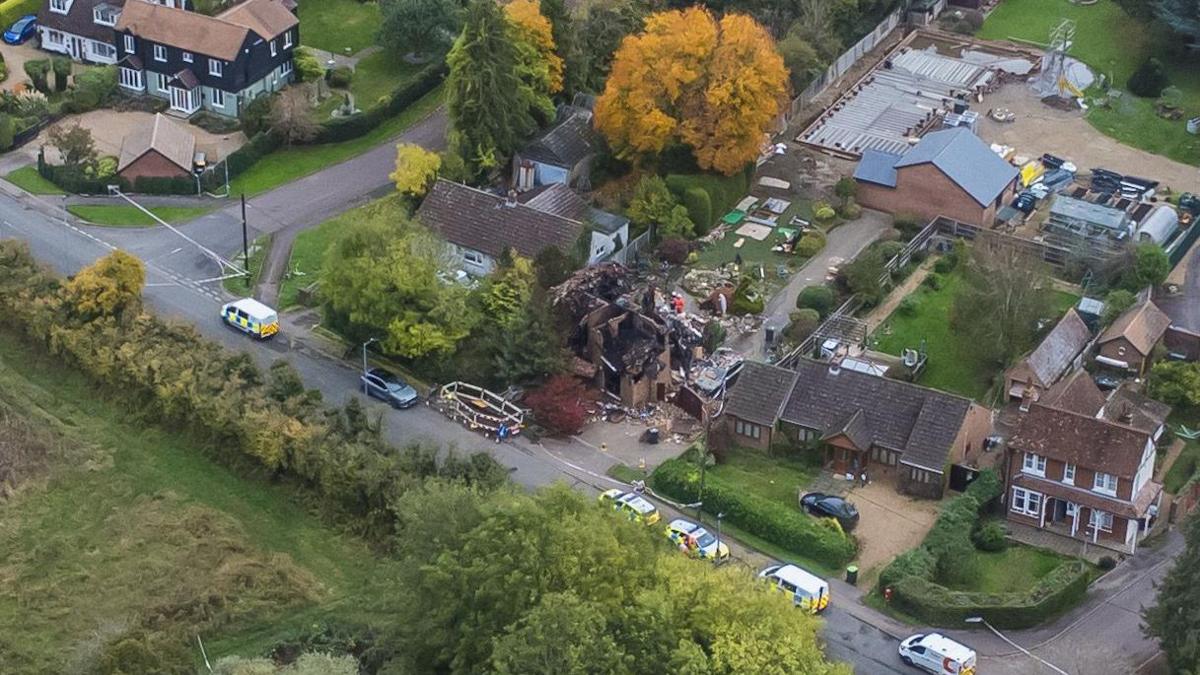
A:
[[1096, 294, 1170, 375], [1006, 404, 1163, 555], [1004, 308, 1092, 403], [852, 127, 1019, 227], [720, 359, 993, 499], [116, 113, 195, 182]]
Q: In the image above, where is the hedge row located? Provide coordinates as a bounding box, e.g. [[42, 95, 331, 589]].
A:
[[890, 561, 1091, 629], [665, 166, 753, 236], [0, 0, 38, 32], [651, 456, 857, 568], [0, 241, 508, 541], [313, 63, 447, 144]]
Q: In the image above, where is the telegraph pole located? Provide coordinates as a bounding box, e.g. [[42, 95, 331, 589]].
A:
[[241, 193, 250, 288]]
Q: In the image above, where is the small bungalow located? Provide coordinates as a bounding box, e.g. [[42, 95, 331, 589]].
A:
[[1004, 309, 1092, 403], [117, 112, 195, 182], [1096, 293, 1171, 375], [720, 359, 993, 499], [512, 107, 599, 191]]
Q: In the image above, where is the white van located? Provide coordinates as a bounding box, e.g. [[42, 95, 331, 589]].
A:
[[898, 633, 977, 675], [758, 563, 830, 613]]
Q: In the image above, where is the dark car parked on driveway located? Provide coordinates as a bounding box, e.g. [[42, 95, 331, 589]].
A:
[[3, 15, 36, 45], [360, 367, 419, 408], [800, 493, 860, 532]]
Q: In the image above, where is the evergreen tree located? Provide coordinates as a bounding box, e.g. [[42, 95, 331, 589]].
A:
[[492, 286, 564, 385], [1145, 513, 1200, 672], [447, 0, 540, 175]]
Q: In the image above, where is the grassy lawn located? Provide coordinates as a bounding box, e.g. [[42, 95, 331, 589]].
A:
[[872, 273, 1078, 400], [67, 204, 211, 227], [941, 544, 1072, 594], [1164, 440, 1200, 494], [693, 202, 817, 296], [222, 235, 271, 295], [607, 463, 648, 484], [350, 50, 424, 109], [0, 331, 406, 671], [297, 0, 381, 55], [707, 451, 816, 508], [978, 0, 1200, 166], [228, 85, 443, 197], [3, 166, 65, 195]]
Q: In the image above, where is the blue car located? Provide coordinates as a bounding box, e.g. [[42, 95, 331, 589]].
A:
[[3, 15, 36, 45]]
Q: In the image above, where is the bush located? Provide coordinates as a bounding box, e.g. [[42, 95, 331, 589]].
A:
[[896, 296, 919, 316], [786, 309, 820, 342], [876, 240, 904, 262], [814, 203, 836, 222], [796, 231, 825, 258], [23, 59, 49, 94], [66, 66, 117, 113], [932, 256, 956, 274], [665, 171, 750, 229], [657, 238, 689, 265], [328, 66, 354, 89], [895, 215, 924, 240], [525, 375, 588, 436], [240, 94, 274, 136], [879, 547, 936, 590], [795, 285, 834, 317], [730, 277, 764, 315], [51, 56, 71, 92], [1128, 58, 1169, 98], [923, 272, 943, 291], [314, 63, 446, 144], [652, 456, 857, 567], [838, 201, 861, 220], [973, 520, 1008, 552], [0, 113, 12, 152], [682, 187, 713, 235], [1098, 556, 1117, 571]]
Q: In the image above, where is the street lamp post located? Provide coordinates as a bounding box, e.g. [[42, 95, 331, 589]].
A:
[[964, 617, 1067, 675], [715, 511, 725, 562], [361, 337, 379, 375]]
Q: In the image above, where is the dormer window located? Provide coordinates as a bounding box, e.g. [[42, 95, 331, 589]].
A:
[[93, 4, 119, 26], [50, 0, 71, 15], [283, 30, 292, 49], [182, 51, 193, 63], [153, 44, 167, 62], [209, 59, 223, 77]]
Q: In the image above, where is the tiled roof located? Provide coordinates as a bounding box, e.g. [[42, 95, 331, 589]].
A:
[[722, 361, 797, 427], [852, 149, 900, 187], [1101, 384, 1172, 436], [779, 359, 972, 472], [1039, 370, 1106, 416], [822, 408, 871, 451], [416, 180, 583, 261], [217, 0, 298, 40], [1009, 404, 1150, 477], [118, 112, 195, 173], [521, 183, 589, 221], [39, 0, 123, 43], [894, 128, 1018, 206], [1099, 296, 1171, 356], [1023, 309, 1092, 387], [1011, 473, 1160, 520], [117, 0, 294, 61], [520, 110, 599, 170]]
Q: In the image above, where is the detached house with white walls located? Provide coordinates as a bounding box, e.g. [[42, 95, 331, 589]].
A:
[[111, 0, 298, 117], [37, 0, 124, 64]]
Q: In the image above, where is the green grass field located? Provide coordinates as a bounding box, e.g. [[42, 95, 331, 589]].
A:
[[872, 273, 1078, 400], [1164, 441, 1200, 494], [0, 332, 406, 671], [222, 235, 271, 295], [228, 86, 443, 197], [350, 50, 424, 110], [707, 452, 816, 509], [297, 0, 381, 55], [978, 0, 1200, 166], [67, 204, 211, 227], [3, 166, 65, 195], [941, 544, 1071, 594]]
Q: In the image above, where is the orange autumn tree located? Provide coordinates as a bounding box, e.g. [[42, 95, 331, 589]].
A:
[[505, 0, 564, 98], [595, 8, 788, 175]]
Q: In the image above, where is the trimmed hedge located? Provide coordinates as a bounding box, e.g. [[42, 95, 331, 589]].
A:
[[891, 561, 1091, 629], [0, 0, 38, 35], [665, 170, 751, 234], [314, 63, 446, 144], [682, 187, 712, 236], [652, 456, 857, 568]]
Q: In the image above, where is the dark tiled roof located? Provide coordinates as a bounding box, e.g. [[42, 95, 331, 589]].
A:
[[1099, 297, 1171, 356], [417, 180, 582, 261], [169, 69, 200, 90], [779, 360, 973, 472], [521, 110, 599, 170], [822, 408, 871, 451], [39, 0, 123, 43], [1010, 404, 1150, 477], [1101, 384, 1172, 436], [723, 361, 797, 427], [1040, 370, 1106, 416], [1011, 473, 1160, 520], [1023, 310, 1091, 386], [521, 183, 629, 236]]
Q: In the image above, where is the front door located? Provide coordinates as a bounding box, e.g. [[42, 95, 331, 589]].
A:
[[169, 86, 200, 114]]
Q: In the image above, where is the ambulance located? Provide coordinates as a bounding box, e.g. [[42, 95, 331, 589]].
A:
[[898, 633, 977, 675], [221, 298, 279, 339]]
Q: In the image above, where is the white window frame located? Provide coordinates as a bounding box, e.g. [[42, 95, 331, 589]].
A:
[[270, 39, 277, 57], [93, 5, 117, 26], [91, 41, 115, 59], [1063, 463, 1075, 486], [734, 419, 761, 440], [124, 34, 135, 53], [281, 59, 293, 75], [1065, 502, 1078, 518], [283, 30, 293, 49], [1093, 472, 1118, 496], [1022, 452, 1047, 477], [462, 250, 483, 265], [182, 51, 193, 63], [153, 44, 167, 62], [118, 66, 143, 90], [157, 72, 169, 91], [50, 0, 70, 14], [208, 58, 223, 77], [46, 30, 63, 45], [210, 87, 225, 107], [1091, 509, 1114, 532], [1011, 487, 1042, 517]]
